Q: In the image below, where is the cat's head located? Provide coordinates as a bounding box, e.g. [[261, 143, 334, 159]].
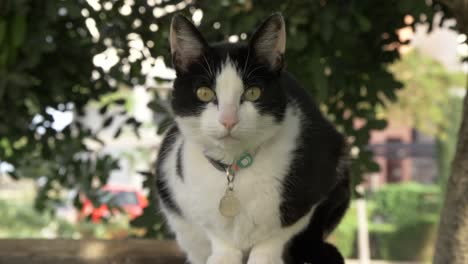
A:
[[169, 13, 288, 158]]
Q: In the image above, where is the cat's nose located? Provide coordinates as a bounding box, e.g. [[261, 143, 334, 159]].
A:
[[219, 115, 239, 130], [218, 104, 239, 130]]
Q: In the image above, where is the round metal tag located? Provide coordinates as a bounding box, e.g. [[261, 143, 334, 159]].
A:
[[219, 191, 240, 217]]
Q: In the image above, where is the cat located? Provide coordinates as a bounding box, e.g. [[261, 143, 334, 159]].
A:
[[155, 13, 350, 264]]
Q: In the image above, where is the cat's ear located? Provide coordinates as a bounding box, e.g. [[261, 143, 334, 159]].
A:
[[170, 14, 208, 72], [249, 13, 286, 70]]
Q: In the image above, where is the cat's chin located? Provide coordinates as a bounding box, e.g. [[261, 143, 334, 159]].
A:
[[213, 137, 246, 152], [200, 136, 259, 163], [217, 134, 240, 142]]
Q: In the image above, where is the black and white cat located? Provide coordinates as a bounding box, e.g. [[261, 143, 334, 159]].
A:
[[155, 13, 350, 264]]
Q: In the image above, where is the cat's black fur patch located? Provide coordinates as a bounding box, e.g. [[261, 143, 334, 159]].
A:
[[279, 72, 347, 227], [277, 73, 350, 263], [285, 172, 350, 264], [176, 142, 184, 181], [155, 125, 182, 215]]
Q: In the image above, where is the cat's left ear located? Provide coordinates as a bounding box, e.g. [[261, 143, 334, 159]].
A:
[[170, 14, 208, 72], [249, 13, 286, 70]]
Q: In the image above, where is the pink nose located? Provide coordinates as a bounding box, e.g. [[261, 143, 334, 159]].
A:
[[219, 116, 239, 130]]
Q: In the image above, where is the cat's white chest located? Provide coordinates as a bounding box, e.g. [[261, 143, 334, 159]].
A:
[[170, 135, 298, 249], [174, 146, 289, 250]]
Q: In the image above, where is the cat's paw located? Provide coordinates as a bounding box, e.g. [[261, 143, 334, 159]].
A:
[[207, 251, 243, 264], [246, 253, 284, 264]]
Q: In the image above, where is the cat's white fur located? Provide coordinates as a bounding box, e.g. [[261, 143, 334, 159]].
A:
[[161, 59, 317, 264]]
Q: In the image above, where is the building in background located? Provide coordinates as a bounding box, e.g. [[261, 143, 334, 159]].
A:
[[367, 121, 437, 189]]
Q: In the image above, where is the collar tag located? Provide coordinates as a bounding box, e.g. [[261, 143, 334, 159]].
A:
[[237, 153, 253, 169]]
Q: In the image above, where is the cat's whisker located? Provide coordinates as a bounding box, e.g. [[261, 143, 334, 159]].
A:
[[245, 65, 267, 80], [203, 55, 214, 78], [242, 47, 251, 77], [190, 74, 212, 83], [195, 61, 212, 79]]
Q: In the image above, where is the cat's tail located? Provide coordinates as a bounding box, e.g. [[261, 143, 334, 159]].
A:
[[293, 240, 345, 264], [286, 216, 347, 264]]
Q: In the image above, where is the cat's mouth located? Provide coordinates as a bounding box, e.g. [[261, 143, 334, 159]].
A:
[[217, 133, 240, 141]]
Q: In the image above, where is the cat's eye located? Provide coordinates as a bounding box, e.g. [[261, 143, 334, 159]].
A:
[[243, 86, 262, 101], [196, 86, 215, 102]]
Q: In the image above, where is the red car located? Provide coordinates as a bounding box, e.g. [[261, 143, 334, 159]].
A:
[[79, 185, 148, 223]]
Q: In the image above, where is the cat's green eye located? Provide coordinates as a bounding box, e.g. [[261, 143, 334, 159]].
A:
[[196, 86, 215, 102], [243, 86, 262, 101]]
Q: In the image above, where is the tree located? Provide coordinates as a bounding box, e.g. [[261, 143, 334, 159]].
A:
[[385, 50, 465, 136], [432, 1, 468, 262], [0, 0, 162, 212], [0, 0, 445, 236]]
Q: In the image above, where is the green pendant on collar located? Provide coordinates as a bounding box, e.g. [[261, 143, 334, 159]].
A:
[[237, 153, 253, 168], [229, 152, 254, 173]]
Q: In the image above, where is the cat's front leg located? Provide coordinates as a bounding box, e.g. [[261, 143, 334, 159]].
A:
[[164, 214, 211, 264], [247, 207, 316, 264], [207, 234, 243, 264], [246, 236, 285, 264]]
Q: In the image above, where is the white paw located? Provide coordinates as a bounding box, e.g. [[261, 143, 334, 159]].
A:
[[186, 253, 208, 264], [207, 251, 243, 264], [247, 253, 284, 264]]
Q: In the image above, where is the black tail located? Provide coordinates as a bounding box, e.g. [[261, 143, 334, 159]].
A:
[[286, 176, 351, 264]]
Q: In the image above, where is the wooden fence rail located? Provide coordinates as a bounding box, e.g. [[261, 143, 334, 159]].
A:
[[0, 239, 185, 264], [0, 239, 422, 264]]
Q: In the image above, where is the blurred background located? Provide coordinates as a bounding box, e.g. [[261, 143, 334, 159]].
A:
[[0, 0, 467, 263]]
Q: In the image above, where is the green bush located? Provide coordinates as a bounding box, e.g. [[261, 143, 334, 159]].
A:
[[0, 199, 75, 238], [369, 218, 438, 261], [370, 183, 441, 261], [0, 198, 134, 239], [370, 182, 441, 225], [333, 182, 442, 261]]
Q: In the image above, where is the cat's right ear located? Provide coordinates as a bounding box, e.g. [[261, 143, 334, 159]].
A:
[[170, 14, 208, 72], [249, 13, 286, 71]]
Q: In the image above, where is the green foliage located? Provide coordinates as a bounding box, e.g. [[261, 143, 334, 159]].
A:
[[369, 218, 438, 261], [386, 50, 466, 136], [370, 183, 442, 261], [0, 197, 78, 238], [0, 0, 454, 236], [334, 183, 442, 260], [0, 0, 130, 213], [371, 182, 441, 225], [0, 197, 137, 239]]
